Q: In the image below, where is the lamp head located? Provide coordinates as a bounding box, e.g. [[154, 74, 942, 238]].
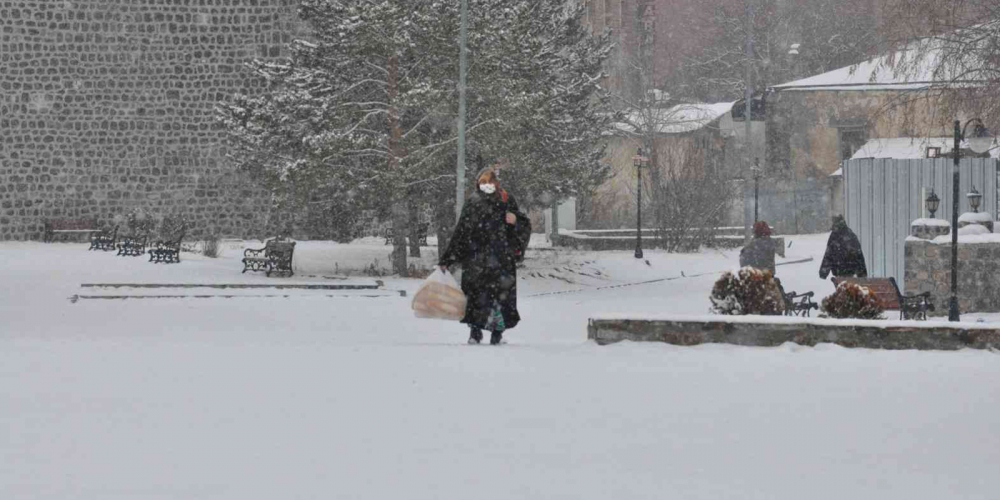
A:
[[968, 121, 993, 154], [926, 190, 941, 217]]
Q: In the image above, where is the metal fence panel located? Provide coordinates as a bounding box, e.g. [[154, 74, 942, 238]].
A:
[[843, 158, 998, 292]]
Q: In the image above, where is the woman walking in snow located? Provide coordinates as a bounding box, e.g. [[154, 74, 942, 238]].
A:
[[819, 215, 868, 280], [439, 166, 532, 345], [740, 221, 776, 275]]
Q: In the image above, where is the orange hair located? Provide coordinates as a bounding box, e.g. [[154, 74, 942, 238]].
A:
[[475, 167, 508, 202]]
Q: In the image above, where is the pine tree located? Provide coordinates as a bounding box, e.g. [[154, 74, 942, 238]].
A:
[[219, 0, 616, 275]]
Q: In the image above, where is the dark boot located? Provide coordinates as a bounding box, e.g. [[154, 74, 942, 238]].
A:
[[468, 328, 483, 345], [490, 331, 504, 345]]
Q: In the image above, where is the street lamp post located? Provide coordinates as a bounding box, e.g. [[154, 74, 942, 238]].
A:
[[751, 158, 762, 223], [633, 147, 649, 259], [948, 118, 993, 321]]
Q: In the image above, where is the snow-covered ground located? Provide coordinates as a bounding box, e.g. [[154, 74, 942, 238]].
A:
[[2, 234, 999, 500]]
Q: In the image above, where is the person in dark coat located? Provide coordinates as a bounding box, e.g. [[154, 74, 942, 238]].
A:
[[819, 215, 868, 280], [740, 221, 776, 275], [439, 166, 532, 345]]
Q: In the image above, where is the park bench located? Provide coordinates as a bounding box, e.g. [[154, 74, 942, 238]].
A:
[[117, 231, 150, 257], [384, 222, 429, 246], [242, 237, 296, 277], [43, 218, 100, 243], [148, 229, 185, 264], [88, 224, 119, 251], [774, 278, 818, 317], [832, 276, 934, 320]]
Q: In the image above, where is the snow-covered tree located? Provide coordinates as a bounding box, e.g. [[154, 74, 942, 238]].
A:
[[877, 0, 1000, 125], [680, 0, 878, 101], [219, 0, 615, 275]]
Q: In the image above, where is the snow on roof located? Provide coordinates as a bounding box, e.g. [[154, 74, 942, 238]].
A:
[[849, 137, 1000, 160], [615, 102, 735, 135], [772, 43, 947, 91]]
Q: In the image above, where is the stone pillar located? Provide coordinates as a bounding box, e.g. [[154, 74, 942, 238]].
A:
[[910, 218, 950, 240], [958, 212, 994, 232]]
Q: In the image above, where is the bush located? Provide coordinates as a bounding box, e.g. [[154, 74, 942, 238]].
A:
[[125, 207, 156, 235], [158, 213, 189, 240], [710, 267, 785, 316], [202, 235, 221, 258], [821, 282, 886, 319]]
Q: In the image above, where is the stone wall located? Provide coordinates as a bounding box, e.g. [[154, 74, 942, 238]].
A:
[[0, 0, 302, 240], [588, 316, 1000, 351], [904, 237, 1000, 315]]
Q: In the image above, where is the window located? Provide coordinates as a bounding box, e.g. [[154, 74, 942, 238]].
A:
[[838, 127, 867, 161], [926, 147, 941, 158]]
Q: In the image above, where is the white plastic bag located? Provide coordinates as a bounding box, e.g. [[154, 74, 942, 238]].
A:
[[412, 269, 467, 321]]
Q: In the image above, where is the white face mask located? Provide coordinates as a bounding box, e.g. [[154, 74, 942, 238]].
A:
[[479, 183, 496, 194]]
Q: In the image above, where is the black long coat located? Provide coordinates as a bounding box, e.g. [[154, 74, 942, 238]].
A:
[[439, 190, 531, 330], [820, 223, 868, 279]]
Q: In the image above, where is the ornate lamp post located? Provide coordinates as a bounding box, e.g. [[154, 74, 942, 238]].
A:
[[633, 147, 650, 259], [925, 190, 940, 218], [948, 118, 993, 321], [751, 158, 762, 222], [968, 185, 982, 213]]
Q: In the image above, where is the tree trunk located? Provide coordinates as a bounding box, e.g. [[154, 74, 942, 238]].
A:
[[391, 201, 409, 274], [387, 53, 408, 276], [549, 199, 560, 244], [408, 200, 421, 258], [435, 198, 454, 261]]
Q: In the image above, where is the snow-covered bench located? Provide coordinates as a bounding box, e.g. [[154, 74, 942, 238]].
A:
[[88, 225, 118, 251], [148, 229, 185, 264], [384, 223, 429, 246], [117, 232, 150, 257], [242, 238, 295, 277], [832, 277, 934, 320], [774, 278, 818, 317]]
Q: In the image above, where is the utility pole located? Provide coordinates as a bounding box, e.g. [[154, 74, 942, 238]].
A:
[[743, 0, 753, 240], [455, 0, 468, 220]]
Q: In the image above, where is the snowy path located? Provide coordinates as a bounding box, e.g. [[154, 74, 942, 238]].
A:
[[2, 238, 999, 499]]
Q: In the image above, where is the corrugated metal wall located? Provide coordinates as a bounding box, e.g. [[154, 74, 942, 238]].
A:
[[843, 158, 998, 292]]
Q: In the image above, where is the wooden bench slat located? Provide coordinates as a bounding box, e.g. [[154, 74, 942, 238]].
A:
[[44, 218, 100, 242]]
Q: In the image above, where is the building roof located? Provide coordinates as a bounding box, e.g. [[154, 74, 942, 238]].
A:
[[830, 136, 999, 175], [772, 43, 948, 92], [849, 137, 999, 160], [615, 102, 735, 135]]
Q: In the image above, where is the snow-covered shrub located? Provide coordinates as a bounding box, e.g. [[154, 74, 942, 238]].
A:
[[820, 282, 886, 320], [158, 213, 189, 240], [125, 207, 156, 235], [652, 142, 738, 253], [710, 267, 785, 316]]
